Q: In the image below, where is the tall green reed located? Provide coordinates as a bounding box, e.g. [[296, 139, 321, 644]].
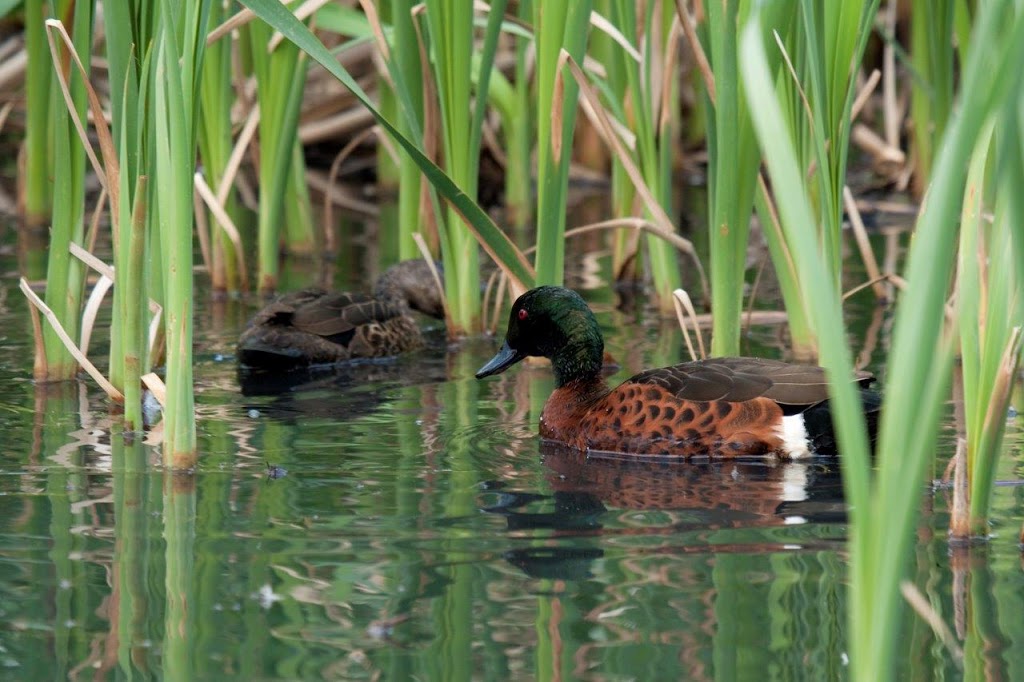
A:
[[743, 2, 1024, 679], [504, 0, 534, 229], [704, 0, 880, 358], [390, 0, 426, 260], [591, 0, 635, 279], [198, 1, 245, 293], [423, 0, 491, 334], [22, 0, 55, 225], [103, 0, 154, 430], [908, 0, 954, 197], [748, 0, 879, 358], [374, 1, 400, 191], [283, 139, 316, 254], [532, 1, 592, 287], [38, 0, 92, 382], [952, 115, 1023, 541], [798, 0, 881, 280], [700, 0, 763, 354], [153, 0, 212, 465], [245, 16, 311, 293]]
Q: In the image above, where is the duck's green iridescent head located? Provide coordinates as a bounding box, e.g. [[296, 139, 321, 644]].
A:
[[475, 286, 604, 386]]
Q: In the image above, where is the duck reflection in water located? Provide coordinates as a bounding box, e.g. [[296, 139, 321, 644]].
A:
[[484, 444, 847, 580], [237, 334, 449, 421]]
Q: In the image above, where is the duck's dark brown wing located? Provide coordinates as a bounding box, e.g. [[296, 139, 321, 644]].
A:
[[247, 288, 329, 327], [288, 292, 405, 338], [629, 357, 871, 413]]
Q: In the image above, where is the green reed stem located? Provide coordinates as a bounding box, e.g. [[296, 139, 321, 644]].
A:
[[909, 0, 955, 197], [103, 0, 147, 395], [154, 0, 210, 466], [590, 1, 634, 277], [284, 139, 315, 254], [866, 5, 1024, 675], [504, 0, 533, 230], [121, 176, 148, 431], [956, 116, 1023, 540], [391, 0, 424, 260], [198, 2, 243, 292], [248, 19, 308, 293], [40, 0, 92, 382], [799, 0, 880, 281], [753, 181, 816, 353], [23, 0, 54, 225], [375, 0, 399, 191], [533, 1, 592, 287], [704, 0, 762, 355], [424, 0, 478, 334]]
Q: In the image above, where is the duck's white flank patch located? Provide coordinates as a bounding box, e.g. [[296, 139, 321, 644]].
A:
[[777, 414, 811, 459]]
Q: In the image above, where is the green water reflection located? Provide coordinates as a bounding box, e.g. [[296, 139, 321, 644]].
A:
[[0, 237, 1022, 680]]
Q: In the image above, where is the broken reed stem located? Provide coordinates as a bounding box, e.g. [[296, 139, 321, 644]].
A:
[[900, 581, 964, 665], [19, 277, 124, 401], [671, 288, 706, 361]]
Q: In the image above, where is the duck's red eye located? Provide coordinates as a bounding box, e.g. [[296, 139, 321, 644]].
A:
[[517, 308, 528, 321]]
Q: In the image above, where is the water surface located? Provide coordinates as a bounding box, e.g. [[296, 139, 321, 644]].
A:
[[0, 226, 1022, 680]]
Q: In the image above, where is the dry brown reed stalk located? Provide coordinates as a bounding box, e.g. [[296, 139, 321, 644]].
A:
[[80, 275, 113, 354], [0, 101, 13, 135], [851, 68, 881, 121], [217, 105, 260, 204], [674, 0, 715, 104], [412, 231, 450, 327], [19, 277, 124, 401], [671, 288, 706, 361], [900, 581, 964, 665], [949, 435, 972, 541], [141, 372, 167, 408], [882, 0, 900, 150], [193, 188, 212, 278], [194, 171, 249, 290], [843, 185, 888, 301], [44, 20, 118, 226]]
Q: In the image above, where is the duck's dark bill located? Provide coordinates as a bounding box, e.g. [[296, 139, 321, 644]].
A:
[[475, 342, 524, 378]]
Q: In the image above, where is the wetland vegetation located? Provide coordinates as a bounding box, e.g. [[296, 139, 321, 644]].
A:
[[0, 0, 1021, 679]]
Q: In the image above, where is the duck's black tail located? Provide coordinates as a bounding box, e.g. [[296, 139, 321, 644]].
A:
[[803, 389, 882, 455]]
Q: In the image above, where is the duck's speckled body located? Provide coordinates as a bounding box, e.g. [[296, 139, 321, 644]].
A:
[[238, 259, 444, 369]]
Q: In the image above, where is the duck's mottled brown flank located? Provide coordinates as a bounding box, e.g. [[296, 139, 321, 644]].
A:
[[541, 377, 789, 457]]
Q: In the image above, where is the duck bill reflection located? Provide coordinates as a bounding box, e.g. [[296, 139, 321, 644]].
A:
[[475, 342, 525, 378]]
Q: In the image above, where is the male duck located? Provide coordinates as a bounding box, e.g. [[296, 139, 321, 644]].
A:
[[476, 286, 880, 459], [238, 259, 444, 369]]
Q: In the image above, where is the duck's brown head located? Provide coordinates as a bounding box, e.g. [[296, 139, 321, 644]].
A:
[[374, 259, 445, 319]]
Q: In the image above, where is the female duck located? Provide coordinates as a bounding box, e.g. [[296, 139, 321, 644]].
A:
[[476, 286, 879, 458], [238, 259, 444, 369]]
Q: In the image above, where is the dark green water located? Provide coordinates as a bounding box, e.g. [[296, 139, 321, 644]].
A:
[[0, 225, 1022, 681]]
